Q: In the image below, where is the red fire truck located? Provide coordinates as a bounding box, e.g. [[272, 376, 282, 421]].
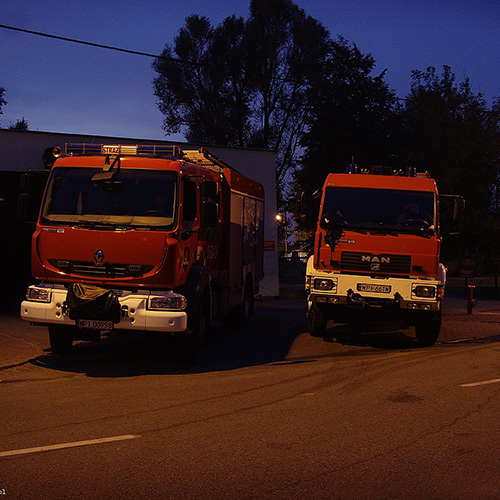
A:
[[306, 166, 463, 346], [19, 144, 264, 359]]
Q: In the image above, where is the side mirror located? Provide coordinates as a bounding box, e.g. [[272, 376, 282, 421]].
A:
[[0, 198, 8, 219], [201, 180, 218, 200], [440, 194, 465, 235], [453, 197, 465, 221], [319, 214, 335, 230], [296, 191, 307, 224], [16, 170, 50, 223], [201, 200, 218, 230]]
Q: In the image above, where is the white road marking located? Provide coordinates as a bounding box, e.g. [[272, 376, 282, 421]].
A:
[[460, 378, 500, 388], [0, 434, 140, 458]]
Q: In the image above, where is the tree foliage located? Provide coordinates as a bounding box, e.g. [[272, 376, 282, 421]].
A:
[[0, 87, 6, 125], [399, 66, 500, 273], [153, 14, 251, 146], [292, 64, 500, 272], [291, 39, 399, 246], [8, 117, 29, 130], [401, 66, 499, 196], [243, 0, 330, 189], [153, 2, 500, 273], [153, 0, 331, 191]]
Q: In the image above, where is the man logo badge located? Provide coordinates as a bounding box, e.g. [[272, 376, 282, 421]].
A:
[[361, 255, 390, 271], [94, 250, 105, 264]]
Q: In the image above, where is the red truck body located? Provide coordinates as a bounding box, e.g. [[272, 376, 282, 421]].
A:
[[306, 168, 460, 346], [21, 144, 264, 357]]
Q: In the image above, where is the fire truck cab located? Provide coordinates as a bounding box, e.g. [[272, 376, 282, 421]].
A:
[[306, 166, 463, 346], [19, 144, 264, 359]]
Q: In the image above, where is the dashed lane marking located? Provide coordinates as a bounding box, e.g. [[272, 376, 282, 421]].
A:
[[460, 378, 500, 388], [0, 434, 141, 458]]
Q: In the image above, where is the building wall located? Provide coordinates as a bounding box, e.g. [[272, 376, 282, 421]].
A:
[[0, 130, 279, 297]]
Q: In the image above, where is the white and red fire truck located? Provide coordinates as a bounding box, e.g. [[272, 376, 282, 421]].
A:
[[306, 166, 463, 346], [19, 144, 264, 358]]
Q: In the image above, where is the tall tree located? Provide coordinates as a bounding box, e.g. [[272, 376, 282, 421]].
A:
[[153, 15, 246, 145], [291, 38, 399, 246], [399, 66, 500, 272], [152, 0, 331, 191], [244, 0, 330, 190], [402, 66, 499, 198]]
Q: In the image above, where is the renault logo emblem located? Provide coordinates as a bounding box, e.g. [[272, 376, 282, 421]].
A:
[[94, 250, 105, 264]]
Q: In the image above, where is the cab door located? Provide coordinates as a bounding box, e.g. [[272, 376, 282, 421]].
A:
[[176, 176, 199, 285]]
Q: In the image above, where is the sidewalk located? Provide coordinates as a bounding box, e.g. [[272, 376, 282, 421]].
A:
[[1, 293, 500, 371], [440, 294, 500, 343], [0, 311, 47, 371]]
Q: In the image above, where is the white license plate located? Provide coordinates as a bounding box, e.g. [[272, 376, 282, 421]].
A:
[[357, 283, 392, 293], [76, 319, 114, 330]]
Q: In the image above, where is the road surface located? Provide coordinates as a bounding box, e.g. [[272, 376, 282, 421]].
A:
[[1, 296, 500, 499]]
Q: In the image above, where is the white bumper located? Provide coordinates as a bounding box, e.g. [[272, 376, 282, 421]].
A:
[[306, 257, 443, 311], [20, 284, 188, 333]]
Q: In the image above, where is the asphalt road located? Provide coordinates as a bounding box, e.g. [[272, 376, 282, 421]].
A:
[[1, 296, 500, 499]]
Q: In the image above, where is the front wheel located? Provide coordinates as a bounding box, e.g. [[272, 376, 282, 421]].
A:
[[179, 293, 211, 363], [415, 314, 441, 347], [48, 325, 74, 354], [308, 302, 327, 337]]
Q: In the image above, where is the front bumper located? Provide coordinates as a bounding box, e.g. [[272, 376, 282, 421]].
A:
[[20, 284, 188, 333], [306, 273, 443, 318]]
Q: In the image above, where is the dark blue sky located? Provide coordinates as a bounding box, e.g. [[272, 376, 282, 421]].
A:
[[1, 0, 499, 140]]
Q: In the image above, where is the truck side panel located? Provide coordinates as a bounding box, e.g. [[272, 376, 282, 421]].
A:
[[229, 192, 244, 293]]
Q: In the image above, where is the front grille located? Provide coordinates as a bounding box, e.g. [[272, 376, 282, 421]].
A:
[[48, 259, 154, 278], [341, 252, 411, 275]]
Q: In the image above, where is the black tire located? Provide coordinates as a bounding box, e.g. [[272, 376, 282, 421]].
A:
[[415, 314, 441, 347], [308, 302, 327, 337], [179, 293, 210, 363], [242, 279, 255, 319], [48, 325, 74, 354], [230, 278, 254, 327]]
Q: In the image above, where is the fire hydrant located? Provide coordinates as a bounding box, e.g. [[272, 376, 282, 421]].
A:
[[466, 283, 476, 314]]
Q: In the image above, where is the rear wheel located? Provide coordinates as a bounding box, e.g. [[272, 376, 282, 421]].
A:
[[229, 278, 254, 327], [242, 279, 255, 320], [308, 302, 327, 337], [48, 325, 74, 354]]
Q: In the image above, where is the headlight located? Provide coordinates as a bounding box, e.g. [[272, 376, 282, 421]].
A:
[[26, 287, 51, 302], [149, 294, 187, 310], [313, 278, 336, 291], [412, 285, 436, 298]]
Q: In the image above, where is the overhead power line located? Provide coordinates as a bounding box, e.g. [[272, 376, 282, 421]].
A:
[[0, 23, 191, 65], [0, 23, 296, 84]]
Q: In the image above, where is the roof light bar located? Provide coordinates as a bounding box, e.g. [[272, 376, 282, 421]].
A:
[[64, 143, 184, 158], [137, 144, 184, 157], [346, 164, 419, 177], [65, 143, 102, 155]]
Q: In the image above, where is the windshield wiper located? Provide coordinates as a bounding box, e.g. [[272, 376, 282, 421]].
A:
[[342, 224, 398, 236], [343, 223, 434, 238], [73, 220, 133, 231], [397, 227, 434, 238], [73, 219, 161, 231]]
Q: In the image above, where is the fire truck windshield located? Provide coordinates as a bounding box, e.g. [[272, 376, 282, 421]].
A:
[[322, 187, 436, 234], [41, 167, 177, 230]]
